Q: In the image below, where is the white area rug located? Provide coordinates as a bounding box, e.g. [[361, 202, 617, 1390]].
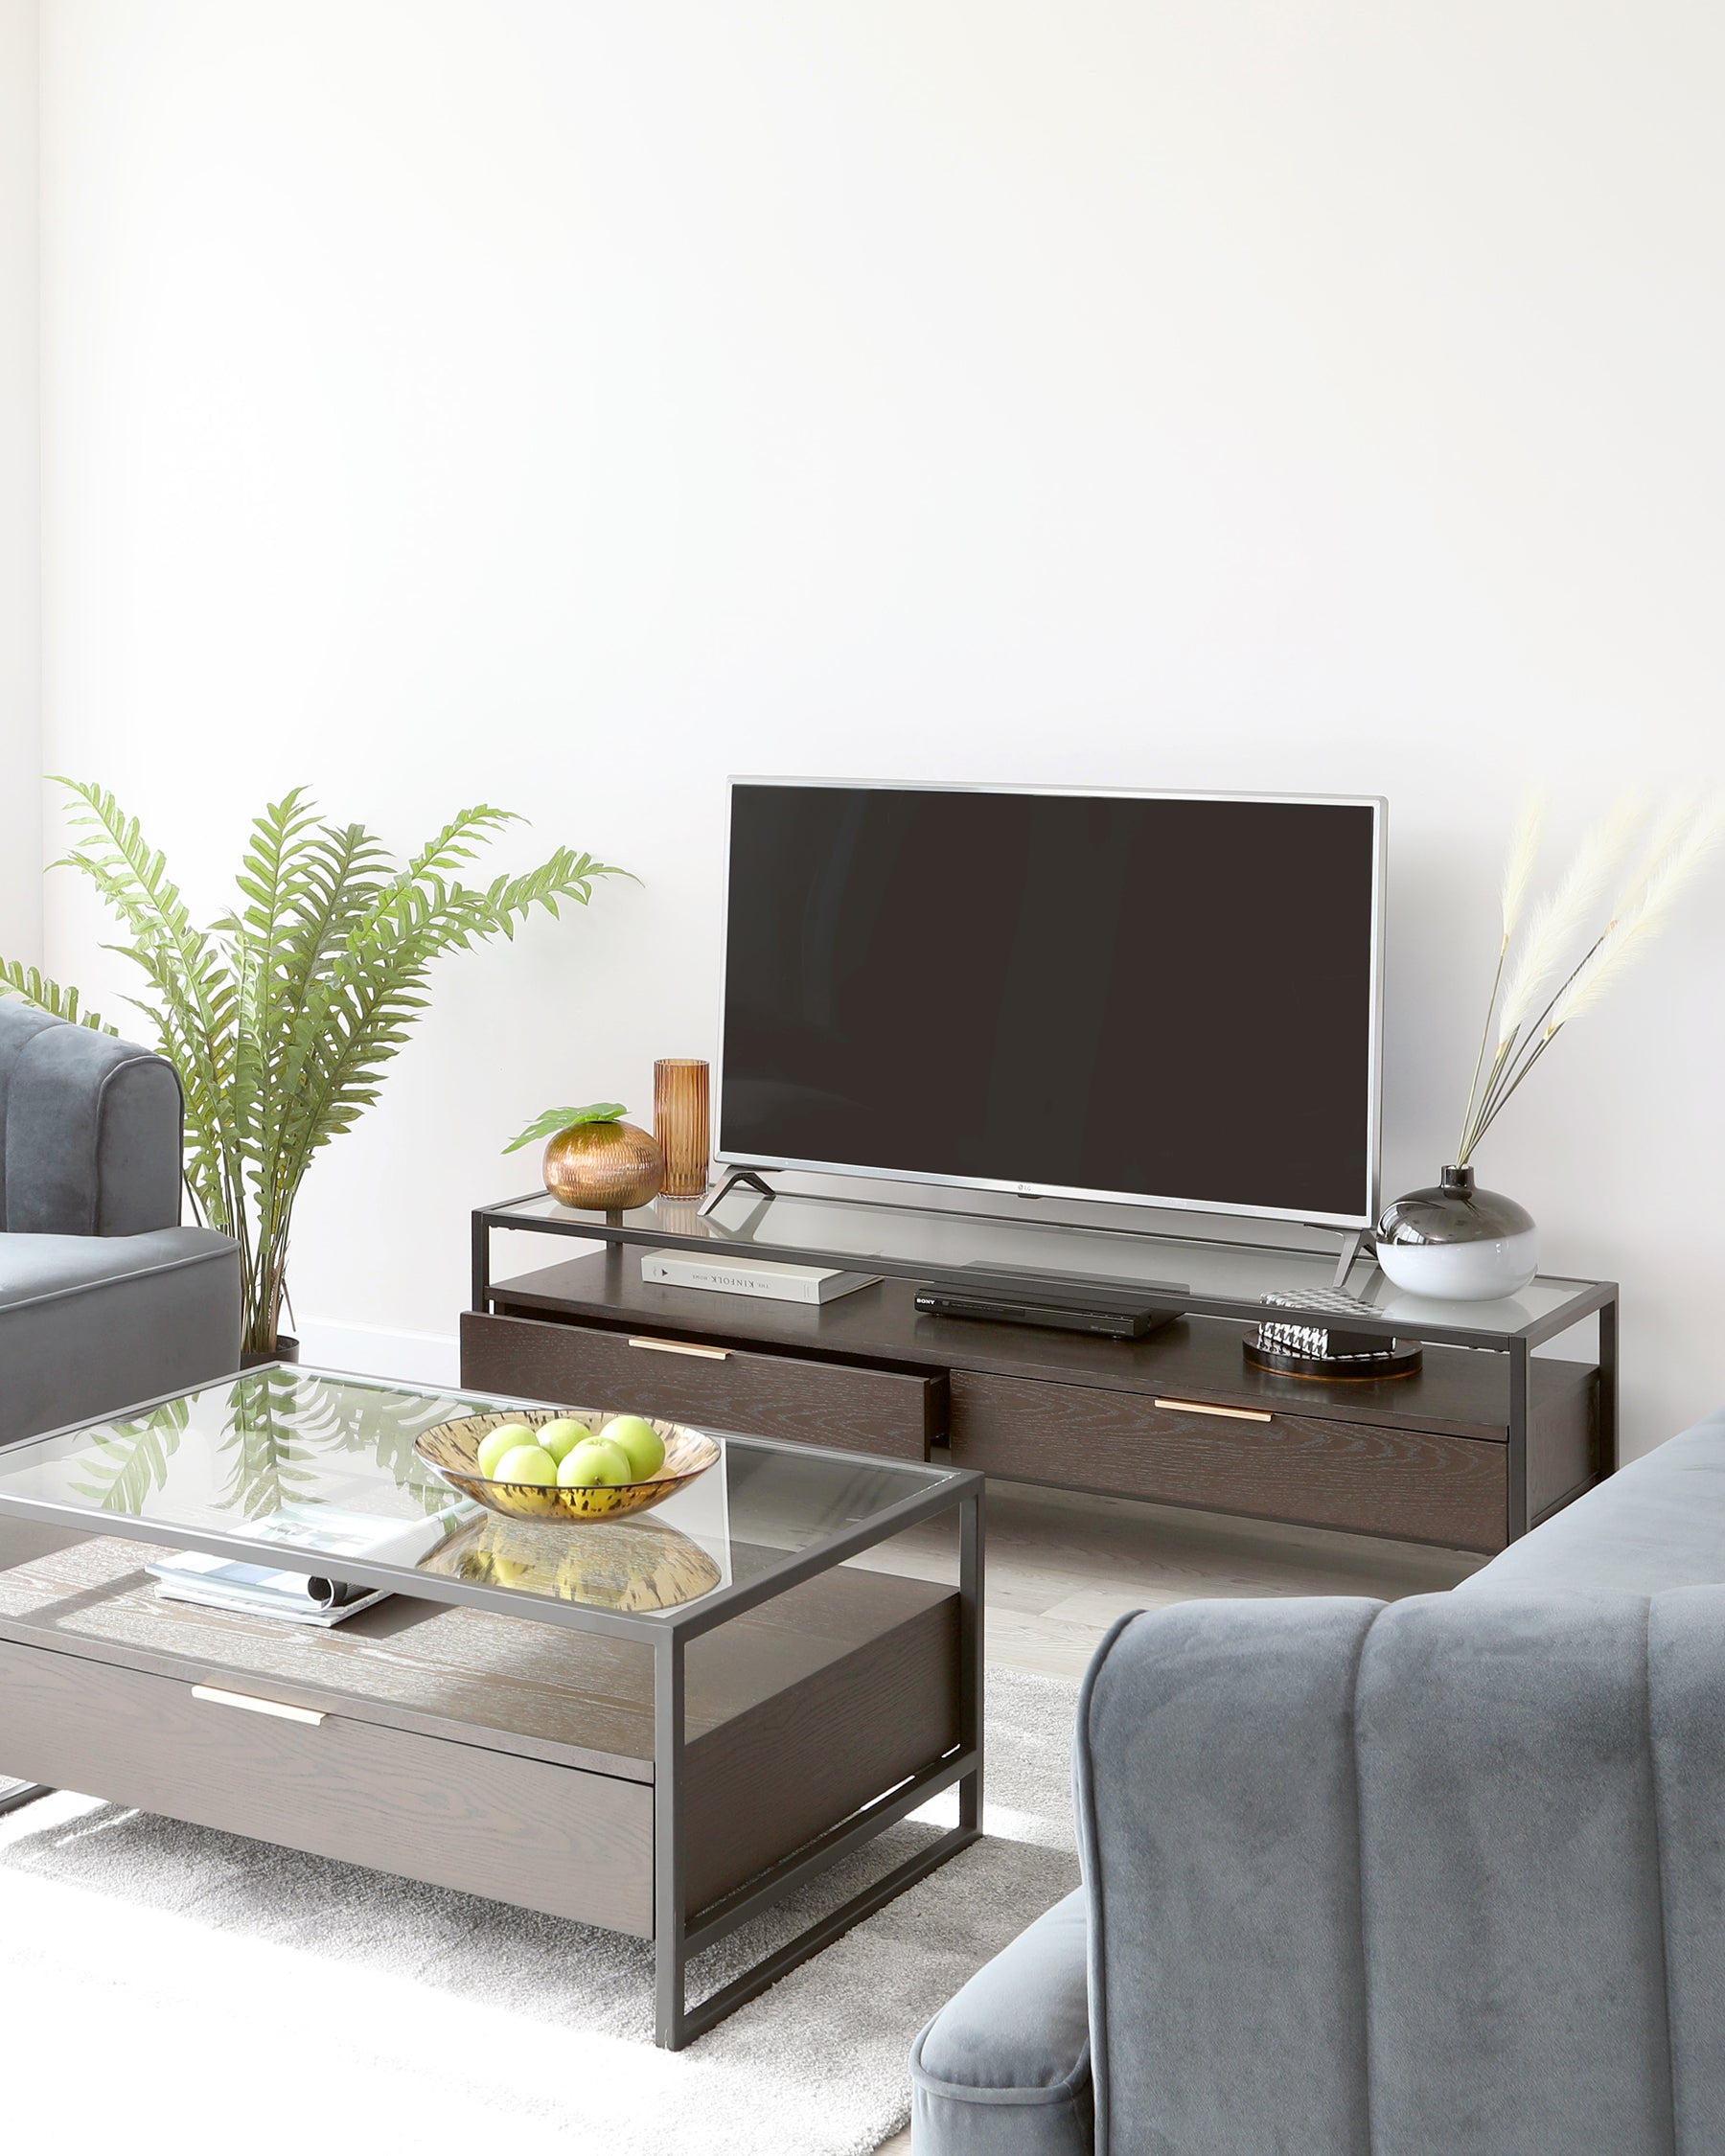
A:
[[0, 1666, 1080, 2156]]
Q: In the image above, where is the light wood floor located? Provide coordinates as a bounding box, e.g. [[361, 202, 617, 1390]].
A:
[[871, 1477, 1484, 2153]]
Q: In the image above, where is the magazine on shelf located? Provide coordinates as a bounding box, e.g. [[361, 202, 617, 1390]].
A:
[[149, 1500, 480, 1628], [148, 1554, 390, 1627]]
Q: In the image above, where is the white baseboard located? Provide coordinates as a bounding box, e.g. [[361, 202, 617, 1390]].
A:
[[293, 1318, 461, 1389]]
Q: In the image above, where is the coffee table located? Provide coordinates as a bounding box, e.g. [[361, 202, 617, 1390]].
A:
[[0, 1365, 983, 2047]]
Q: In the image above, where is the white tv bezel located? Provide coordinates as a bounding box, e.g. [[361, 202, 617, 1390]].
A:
[[711, 777, 1387, 1234]]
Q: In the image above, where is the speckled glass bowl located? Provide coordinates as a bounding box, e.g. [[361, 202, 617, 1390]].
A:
[[414, 1407, 720, 1523]]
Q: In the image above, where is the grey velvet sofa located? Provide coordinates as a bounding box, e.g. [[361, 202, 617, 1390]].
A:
[[912, 1411, 1725, 2156], [0, 1001, 241, 1444]]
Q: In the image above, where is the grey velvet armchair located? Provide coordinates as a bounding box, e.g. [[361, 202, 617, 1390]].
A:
[[912, 1408, 1725, 2156], [0, 1000, 241, 1443]]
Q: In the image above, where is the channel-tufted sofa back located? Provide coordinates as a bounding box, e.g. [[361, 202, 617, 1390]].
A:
[[1077, 1576, 1724, 2155]]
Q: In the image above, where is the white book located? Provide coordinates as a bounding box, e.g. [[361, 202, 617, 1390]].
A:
[[640, 1249, 881, 1305]]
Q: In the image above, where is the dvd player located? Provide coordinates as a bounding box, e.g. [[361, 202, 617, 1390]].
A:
[[914, 1274, 1184, 1342]]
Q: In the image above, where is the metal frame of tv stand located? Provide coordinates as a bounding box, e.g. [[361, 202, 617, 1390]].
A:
[[472, 1188, 1619, 1545]]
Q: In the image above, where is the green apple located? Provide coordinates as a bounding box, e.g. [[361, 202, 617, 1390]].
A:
[[536, 1416, 592, 1464], [477, 1422, 535, 1478], [494, 1443, 559, 1486], [558, 1435, 632, 1487], [601, 1414, 666, 1479]]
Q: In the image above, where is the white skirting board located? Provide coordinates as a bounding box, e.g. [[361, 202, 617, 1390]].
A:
[[292, 1319, 462, 1389]]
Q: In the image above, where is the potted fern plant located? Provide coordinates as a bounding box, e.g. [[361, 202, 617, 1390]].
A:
[[0, 780, 625, 1359]]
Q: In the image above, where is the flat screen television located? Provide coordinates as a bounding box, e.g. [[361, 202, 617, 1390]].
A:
[[715, 781, 1386, 1230]]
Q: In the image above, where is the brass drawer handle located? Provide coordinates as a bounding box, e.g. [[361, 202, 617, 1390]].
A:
[[192, 1685, 325, 1727], [1155, 1397, 1273, 1424], [627, 1336, 730, 1361]]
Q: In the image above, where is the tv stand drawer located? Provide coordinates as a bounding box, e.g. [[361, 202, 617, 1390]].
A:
[[461, 1310, 941, 1459], [947, 1372, 1507, 1552]]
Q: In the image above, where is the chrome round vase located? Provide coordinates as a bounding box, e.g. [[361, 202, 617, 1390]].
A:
[[1374, 1165, 1537, 1301]]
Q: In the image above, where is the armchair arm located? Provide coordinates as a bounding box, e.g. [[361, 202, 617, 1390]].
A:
[[1075, 1598, 1381, 2156], [910, 1888, 1092, 2156]]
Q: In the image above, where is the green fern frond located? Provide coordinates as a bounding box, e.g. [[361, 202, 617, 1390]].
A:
[[51, 775, 244, 1237], [0, 959, 118, 1033], [409, 805, 520, 881]]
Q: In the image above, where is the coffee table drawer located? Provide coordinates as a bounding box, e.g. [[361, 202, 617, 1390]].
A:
[[0, 1635, 655, 1935], [948, 1372, 1508, 1551], [463, 1309, 941, 1458]]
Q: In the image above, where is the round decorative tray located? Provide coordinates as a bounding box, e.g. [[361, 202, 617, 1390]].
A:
[[414, 1407, 720, 1524]]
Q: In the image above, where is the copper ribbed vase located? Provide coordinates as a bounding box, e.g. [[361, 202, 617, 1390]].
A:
[[654, 1058, 711, 1199], [542, 1120, 663, 1210]]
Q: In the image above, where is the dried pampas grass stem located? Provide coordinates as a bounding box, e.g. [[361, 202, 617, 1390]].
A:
[[1458, 793, 1547, 1152], [1500, 794, 1547, 943], [1456, 789, 1722, 1169], [1492, 796, 1643, 1048]]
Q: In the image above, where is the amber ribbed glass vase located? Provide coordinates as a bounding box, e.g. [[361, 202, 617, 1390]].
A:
[[654, 1059, 711, 1198]]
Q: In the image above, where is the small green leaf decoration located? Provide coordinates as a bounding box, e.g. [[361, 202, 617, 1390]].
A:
[[0, 780, 628, 1355], [503, 1102, 627, 1154]]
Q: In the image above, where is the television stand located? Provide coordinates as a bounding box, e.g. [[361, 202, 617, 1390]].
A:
[[467, 1190, 1618, 1554], [698, 1167, 777, 1218]]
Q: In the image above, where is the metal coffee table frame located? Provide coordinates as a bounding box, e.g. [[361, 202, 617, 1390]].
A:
[[0, 1365, 986, 2049]]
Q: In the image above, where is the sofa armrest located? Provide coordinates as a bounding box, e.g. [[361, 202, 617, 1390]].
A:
[[0, 1005, 184, 1235], [910, 1888, 1092, 2156]]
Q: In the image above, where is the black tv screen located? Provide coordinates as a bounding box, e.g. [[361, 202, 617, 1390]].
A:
[[716, 783, 1384, 1227]]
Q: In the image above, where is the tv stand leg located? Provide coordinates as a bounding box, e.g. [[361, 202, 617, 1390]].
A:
[[1332, 1228, 1368, 1289], [699, 1168, 776, 1218]]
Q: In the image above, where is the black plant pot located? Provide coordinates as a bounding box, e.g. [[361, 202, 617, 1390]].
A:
[[240, 1334, 300, 1371]]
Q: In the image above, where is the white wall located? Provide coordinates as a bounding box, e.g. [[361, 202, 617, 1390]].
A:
[[35, 1, 1725, 1457], [0, 0, 39, 965]]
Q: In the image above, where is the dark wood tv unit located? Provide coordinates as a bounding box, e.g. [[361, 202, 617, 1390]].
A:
[[464, 1246, 1615, 1555]]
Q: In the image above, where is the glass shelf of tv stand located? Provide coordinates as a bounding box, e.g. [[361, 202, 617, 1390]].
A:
[[478, 1184, 1613, 1353]]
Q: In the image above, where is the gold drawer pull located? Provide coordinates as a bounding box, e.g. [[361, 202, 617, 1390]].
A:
[[1155, 1398, 1273, 1424], [192, 1685, 325, 1727], [627, 1336, 730, 1361]]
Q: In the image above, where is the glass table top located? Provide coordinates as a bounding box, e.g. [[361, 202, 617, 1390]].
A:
[[484, 1184, 1607, 1343], [0, 1367, 955, 1629]]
